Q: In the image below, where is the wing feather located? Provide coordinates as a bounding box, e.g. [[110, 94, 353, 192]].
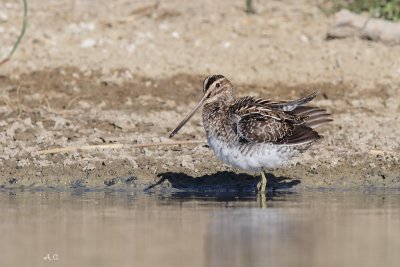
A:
[[247, 92, 317, 111], [229, 92, 331, 145]]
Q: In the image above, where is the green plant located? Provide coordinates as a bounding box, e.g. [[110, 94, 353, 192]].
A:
[[350, 0, 400, 20], [0, 0, 28, 65], [323, 0, 400, 21], [246, 0, 255, 14]]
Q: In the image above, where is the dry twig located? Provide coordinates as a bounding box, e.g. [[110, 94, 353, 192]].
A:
[[368, 149, 398, 156], [34, 140, 206, 155], [16, 82, 23, 116], [65, 94, 88, 109], [0, 82, 23, 114], [0, 96, 16, 112]]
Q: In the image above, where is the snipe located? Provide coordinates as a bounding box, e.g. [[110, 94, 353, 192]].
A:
[[169, 75, 332, 193]]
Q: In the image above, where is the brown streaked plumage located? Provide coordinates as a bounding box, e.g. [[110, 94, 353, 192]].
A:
[[169, 75, 332, 193]]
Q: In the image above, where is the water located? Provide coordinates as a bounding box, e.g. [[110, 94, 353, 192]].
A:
[[1, 190, 399, 267]]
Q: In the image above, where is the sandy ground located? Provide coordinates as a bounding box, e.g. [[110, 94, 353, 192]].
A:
[[0, 0, 399, 190]]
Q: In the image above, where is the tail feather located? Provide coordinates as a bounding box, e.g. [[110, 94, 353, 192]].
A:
[[291, 105, 332, 129], [292, 107, 327, 116], [279, 125, 322, 146], [305, 118, 333, 129], [266, 92, 318, 111]]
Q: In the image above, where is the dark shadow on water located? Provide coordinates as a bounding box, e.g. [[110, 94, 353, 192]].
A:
[[146, 171, 301, 195]]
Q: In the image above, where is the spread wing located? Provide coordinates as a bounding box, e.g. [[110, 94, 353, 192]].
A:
[[229, 92, 332, 145]]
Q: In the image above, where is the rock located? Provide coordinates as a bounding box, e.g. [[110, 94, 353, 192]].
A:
[[328, 9, 400, 45]]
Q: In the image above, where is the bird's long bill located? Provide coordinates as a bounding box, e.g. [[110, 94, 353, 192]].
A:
[[169, 94, 207, 138]]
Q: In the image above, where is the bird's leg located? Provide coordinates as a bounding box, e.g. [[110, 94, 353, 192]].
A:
[[256, 169, 267, 194], [257, 192, 267, 208]]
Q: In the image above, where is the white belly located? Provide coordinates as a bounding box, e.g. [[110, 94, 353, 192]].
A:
[[206, 135, 294, 172]]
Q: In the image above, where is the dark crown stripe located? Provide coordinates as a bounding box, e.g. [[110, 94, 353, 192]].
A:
[[204, 74, 224, 91]]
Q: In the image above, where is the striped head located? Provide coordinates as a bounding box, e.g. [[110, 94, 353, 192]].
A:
[[202, 74, 234, 103], [169, 74, 234, 138]]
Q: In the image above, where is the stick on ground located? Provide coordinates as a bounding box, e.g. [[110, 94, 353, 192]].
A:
[[34, 140, 206, 155]]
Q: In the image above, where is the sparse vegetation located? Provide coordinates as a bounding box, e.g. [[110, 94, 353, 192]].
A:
[[321, 0, 400, 21], [246, 0, 255, 14], [0, 0, 28, 65]]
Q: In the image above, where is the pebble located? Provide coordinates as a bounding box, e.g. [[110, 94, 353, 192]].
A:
[[80, 38, 96, 48], [300, 34, 310, 44], [127, 43, 136, 53], [83, 163, 96, 171], [222, 41, 231, 48], [171, 31, 180, 39], [159, 23, 169, 30], [0, 11, 8, 22]]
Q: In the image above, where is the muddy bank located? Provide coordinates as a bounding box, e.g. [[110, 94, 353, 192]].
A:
[[1, 68, 399, 190], [1, 0, 400, 190]]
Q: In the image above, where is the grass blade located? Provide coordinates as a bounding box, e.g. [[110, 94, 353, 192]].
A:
[[0, 0, 28, 66]]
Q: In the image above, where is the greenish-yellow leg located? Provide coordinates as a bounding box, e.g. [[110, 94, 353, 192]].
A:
[[256, 171, 267, 194]]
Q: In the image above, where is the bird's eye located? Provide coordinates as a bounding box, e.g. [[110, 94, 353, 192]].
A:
[[215, 83, 221, 88]]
